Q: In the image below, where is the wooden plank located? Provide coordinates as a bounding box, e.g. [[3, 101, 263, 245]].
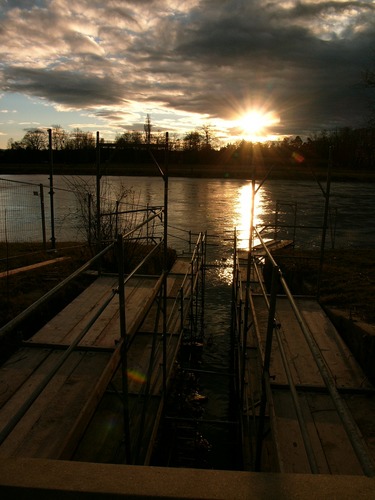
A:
[[0, 350, 84, 457], [58, 347, 122, 460], [169, 259, 191, 275], [0, 256, 191, 462], [238, 240, 294, 260], [70, 392, 125, 463], [270, 390, 365, 475], [272, 299, 324, 387], [26, 276, 163, 350], [28, 276, 118, 345], [270, 391, 312, 473], [249, 294, 374, 474], [0, 350, 112, 459], [298, 299, 371, 389], [0, 348, 51, 408], [126, 333, 157, 394], [252, 296, 371, 390], [306, 392, 364, 475], [0, 257, 70, 278], [251, 296, 308, 386]]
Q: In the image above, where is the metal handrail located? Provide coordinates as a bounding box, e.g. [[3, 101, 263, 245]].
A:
[[253, 226, 375, 477], [0, 253, 117, 446], [166, 232, 205, 334], [0, 241, 115, 339], [0, 213, 166, 452]]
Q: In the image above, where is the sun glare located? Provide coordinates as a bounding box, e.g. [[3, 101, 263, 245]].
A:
[[237, 110, 280, 142], [236, 183, 262, 250]]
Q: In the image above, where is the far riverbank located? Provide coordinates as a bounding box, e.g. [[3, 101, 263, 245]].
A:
[[1, 162, 375, 182]]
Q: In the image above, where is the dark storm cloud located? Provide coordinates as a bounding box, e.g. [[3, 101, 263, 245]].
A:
[[164, 1, 374, 131], [3, 67, 129, 107], [0, 0, 374, 140]]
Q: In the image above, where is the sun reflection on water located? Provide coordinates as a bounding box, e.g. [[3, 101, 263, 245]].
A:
[[234, 183, 263, 250]]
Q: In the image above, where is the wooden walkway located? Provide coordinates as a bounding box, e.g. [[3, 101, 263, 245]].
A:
[[0, 257, 193, 464], [238, 254, 375, 475]]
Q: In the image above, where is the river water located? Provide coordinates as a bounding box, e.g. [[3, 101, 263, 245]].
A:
[[2, 174, 375, 251], [1, 174, 374, 469]]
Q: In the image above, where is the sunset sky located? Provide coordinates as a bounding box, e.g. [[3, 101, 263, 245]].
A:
[[0, 0, 374, 148]]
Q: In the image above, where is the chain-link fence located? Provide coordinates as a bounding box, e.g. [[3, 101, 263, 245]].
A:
[[0, 177, 84, 246], [0, 176, 164, 250]]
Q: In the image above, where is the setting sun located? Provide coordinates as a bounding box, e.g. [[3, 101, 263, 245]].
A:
[[236, 110, 280, 142]]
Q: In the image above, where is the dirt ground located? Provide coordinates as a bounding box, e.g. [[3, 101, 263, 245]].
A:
[[274, 247, 375, 325]]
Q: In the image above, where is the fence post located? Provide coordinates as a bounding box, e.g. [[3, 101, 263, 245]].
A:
[[87, 193, 92, 247], [96, 131, 101, 246], [180, 287, 184, 332], [115, 200, 119, 238], [117, 233, 132, 464], [274, 200, 279, 240], [146, 203, 149, 245], [255, 263, 279, 471], [317, 146, 332, 298], [39, 184, 47, 250], [48, 128, 56, 249]]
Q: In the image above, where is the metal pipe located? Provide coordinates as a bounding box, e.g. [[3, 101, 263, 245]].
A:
[[317, 146, 332, 298], [280, 271, 375, 477], [39, 184, 46, 250], [253, 263, 319, 473], [254, 227, 375, 477], [123, 209, 163, 240], [116, 234, 132, 464], [96, 131, 101, 247], [241, 176, 256, 406], [0, 241, 115, 339], [48, 128, 56, 249], [259, 274, 319, 473], [162, 132, 169, 396], [255, 264, 278, 471], [121, 240, 163, 287]]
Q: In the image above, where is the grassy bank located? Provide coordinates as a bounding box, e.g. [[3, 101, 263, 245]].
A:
[[274, 247, 375, 325]]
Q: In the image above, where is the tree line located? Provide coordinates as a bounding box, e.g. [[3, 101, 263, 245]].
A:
[[2, 122, 375, 171]]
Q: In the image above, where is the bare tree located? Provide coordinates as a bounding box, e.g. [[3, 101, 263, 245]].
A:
[[21, 128, 48, 150], [51, 125, 69, 150], [68, 128, 95, 149]]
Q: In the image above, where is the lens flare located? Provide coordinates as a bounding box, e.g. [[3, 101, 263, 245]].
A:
[[128, 369, 147, 384]]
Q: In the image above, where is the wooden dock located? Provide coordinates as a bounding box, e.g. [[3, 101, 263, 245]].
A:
[[0, 256, 194, 465], [237, 247, 375, 476]]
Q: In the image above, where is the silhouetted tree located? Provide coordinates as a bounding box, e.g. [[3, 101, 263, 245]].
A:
[[144, 114, 152, 144], [51, 125, 69, 150], [21, 128, 48, 150], [67, 128, 95, 149], [184, 131, 202, 150]]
